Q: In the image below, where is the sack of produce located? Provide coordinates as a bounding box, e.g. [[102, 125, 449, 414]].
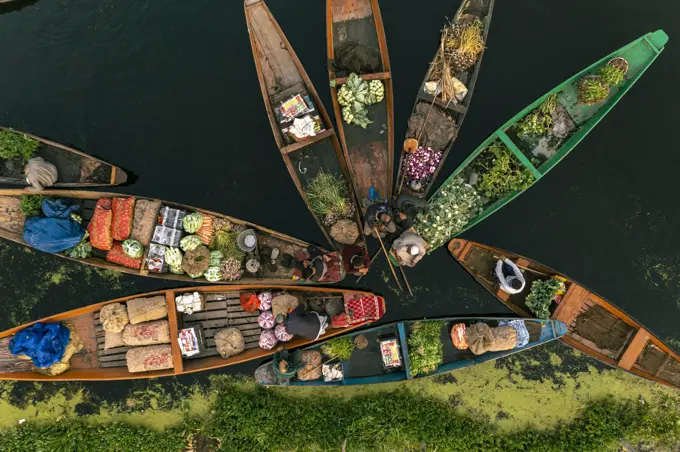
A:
[[100, 302, 129, 333], [122, 320, 171, 346], [297, 350, 322, 381], [159, 206, 187, 229], [214, 327, 245, 359], [126, 344, 173, 373], [271, 294, 299, 320], [106, 242, 143, 269], [182, 245, 210, 276], [130, 199, 161, 246], [175, 292, 205, 315], [88, 198, 113, 251], [451, 323, 468, 350], [258, 311, 275, 329], [104, 331, 125, 349], [25, 157, 58, 191], [466, 323, 518, 356], [127, 295, 168, 324], [275, 323, 293, 342], [330, 219, 359, 245], [259, 329, 278, 350], [145, 243, 168, 273], [112, 197, 135, 241], [35, 327, 84, 376], [183, 212, 203, 234], [240, 292, 260, 313], [197, 215, 215, 245], [152, 225, 182, 248]]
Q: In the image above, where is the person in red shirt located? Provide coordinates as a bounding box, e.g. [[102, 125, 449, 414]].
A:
[[342, 244, 370, 276]]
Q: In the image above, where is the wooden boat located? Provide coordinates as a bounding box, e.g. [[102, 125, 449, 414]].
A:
[[426, 31, 668, 239], [255, 315, 565, 386], [0, 127, 127, 187], [0, 285, 385, 381], [0, 189, 333, 285], [245, 0, 364, 252], [327, 0, 394, 206], [394, 0, 494, 199], [448, 239, 680, 390]]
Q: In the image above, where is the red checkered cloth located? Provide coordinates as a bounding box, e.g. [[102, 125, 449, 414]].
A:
[[331, 295, 386, 327]]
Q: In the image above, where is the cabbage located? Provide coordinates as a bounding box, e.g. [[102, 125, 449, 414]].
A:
[[188, 271, 205, 279], [165, 247, 183, 267], [122, 239, 144, 258], [180, 235, 202, 252], [183, 212, 203, 233], [204, 266, 222, 282]]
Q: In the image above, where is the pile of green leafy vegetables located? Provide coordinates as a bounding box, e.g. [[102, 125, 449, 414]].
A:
[[407, 320, 445, 377], [0, 129, 40, 162]]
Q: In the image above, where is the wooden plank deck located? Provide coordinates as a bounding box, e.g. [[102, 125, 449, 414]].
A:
[[552, 284, 589, 325], [618, 328, 650, 370]]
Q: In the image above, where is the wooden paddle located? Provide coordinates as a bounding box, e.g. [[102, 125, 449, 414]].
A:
[[375, 227, 403, 292]]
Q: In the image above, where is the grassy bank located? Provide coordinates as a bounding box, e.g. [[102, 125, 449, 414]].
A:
[[0, 375, 678, 452]]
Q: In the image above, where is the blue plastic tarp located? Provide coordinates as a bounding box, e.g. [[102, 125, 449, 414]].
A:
[[9, 322, 70, 368], [23, 198, 85, 253]]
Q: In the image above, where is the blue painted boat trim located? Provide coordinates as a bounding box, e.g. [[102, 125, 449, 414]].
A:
[[397, 322, 413, 380]]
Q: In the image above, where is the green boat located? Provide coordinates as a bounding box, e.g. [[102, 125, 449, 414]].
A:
[[416, 30, 668, 251]]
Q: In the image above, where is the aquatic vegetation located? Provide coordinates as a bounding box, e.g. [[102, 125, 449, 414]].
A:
[[599, 64, 625, 86], [516, 94, 558, 137], [578, 76, 609, 104], [474, 142, 535, 200]]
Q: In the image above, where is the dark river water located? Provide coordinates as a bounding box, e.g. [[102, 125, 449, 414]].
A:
[[0, 0, 679, 398]]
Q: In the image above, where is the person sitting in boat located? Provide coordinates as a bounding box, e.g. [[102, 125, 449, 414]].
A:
[[362, 202, 396, 238], [495, 257, 526, 294], [391, 231, 427, 267], [341, 243, 370, 276], [393, 194, 427, 231], [277, 299, 343, 340], [289, 245, 344, 283]]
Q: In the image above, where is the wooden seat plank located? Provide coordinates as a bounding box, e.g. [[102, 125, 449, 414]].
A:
[[618, 328, 651, 371], [552, 284, 589, 325]]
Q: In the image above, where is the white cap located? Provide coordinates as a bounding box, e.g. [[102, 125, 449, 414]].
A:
[[409, 246, 420, 256]]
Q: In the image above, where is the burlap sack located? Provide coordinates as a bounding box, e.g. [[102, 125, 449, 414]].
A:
[[100, 303, 129, 333], [122, 320, 170, 346], [35, 328, 84, 376], [297, 350, 322, 381], [25, 157, 58, 191], [466, 323, 517, 356], [104, 331, 125, 350], [271, 294, 299, 319], [127, 296, 167, 324], [330, 219, 359, 245], [214, 328, 245, 359], [130, 199, 162, 246], [126, 345, 173, 373]]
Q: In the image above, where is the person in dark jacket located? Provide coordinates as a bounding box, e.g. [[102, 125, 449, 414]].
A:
[[282, 304, 329, 340], [362, 203, 396, 238], [342, 243, 370, 276]]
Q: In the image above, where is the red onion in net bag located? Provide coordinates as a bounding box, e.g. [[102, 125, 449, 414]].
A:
[[258, 310, 275, 329], [274, 323, 294, 342], [258, 291, 273, 311], [259, 329, 278, 350]]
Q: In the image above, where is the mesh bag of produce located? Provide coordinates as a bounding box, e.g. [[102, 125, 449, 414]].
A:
[[104, 331, 125, 350], [259, 329, 278, 350], [112, 197, 135, 241], [126, 345, 173, 373], [275, 323, 293, 342], [258, 311, 275, 329], [127, 296, 167, 324], [88, 198, 113, 251], [122, 320, 171, 346]]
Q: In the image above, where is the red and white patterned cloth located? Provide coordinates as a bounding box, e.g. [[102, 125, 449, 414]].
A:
[[331, 295, 386, 328]]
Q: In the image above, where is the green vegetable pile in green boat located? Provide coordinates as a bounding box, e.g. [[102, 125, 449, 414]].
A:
[[411, 30, 668, 251]]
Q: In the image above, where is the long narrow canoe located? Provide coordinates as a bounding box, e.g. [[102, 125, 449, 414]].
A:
[[0, 127, 127, 187], [449, 239, 680, 390], [423, 31, 668, 245], [0, 189, 333, 285], [255, 316, 565, 386], [327, 0, 394, 206], [395, 0, 494, 199], [0, 285, 385, 381], [245, 0, 364, 252]]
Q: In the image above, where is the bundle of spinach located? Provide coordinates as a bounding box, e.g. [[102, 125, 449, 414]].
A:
[[19, 195, 48, 217], [408, 321, 445, 377]]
